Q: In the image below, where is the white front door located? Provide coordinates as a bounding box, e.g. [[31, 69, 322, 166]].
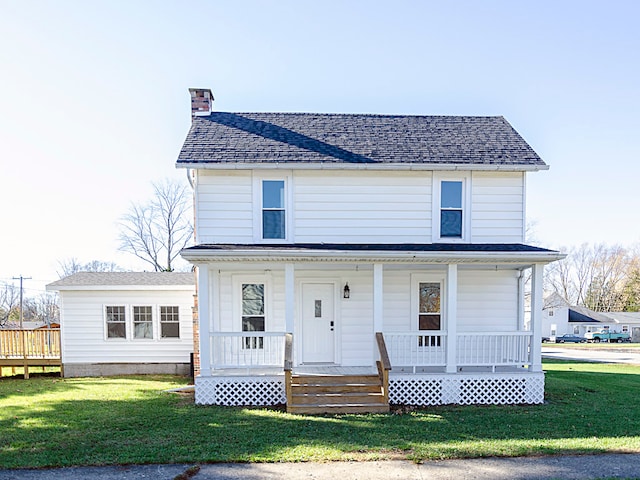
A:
[[301, 283, 335, 363]]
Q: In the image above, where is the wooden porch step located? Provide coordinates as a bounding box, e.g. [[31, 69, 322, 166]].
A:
[[288, 403, 390, 415], [287, 373, 389, 414], [292, 392, 387, 405]]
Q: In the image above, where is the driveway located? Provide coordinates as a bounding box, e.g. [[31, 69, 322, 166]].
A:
[[542, 346, 640, 364]]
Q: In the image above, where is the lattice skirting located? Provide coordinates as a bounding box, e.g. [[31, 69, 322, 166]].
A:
[[389, 372, 545, 406], [195, 375, 286, 406]]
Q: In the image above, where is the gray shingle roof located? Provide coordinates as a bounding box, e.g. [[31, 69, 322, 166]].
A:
[[177, 113, 545, 168], [47, 272, 195, 289]]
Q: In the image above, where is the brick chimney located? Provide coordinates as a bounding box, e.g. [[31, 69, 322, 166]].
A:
[[189, 88, 214, 117]]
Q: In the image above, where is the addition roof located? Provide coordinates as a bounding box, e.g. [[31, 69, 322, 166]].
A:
[[46, 272, 195, 291], [177, 113, 546, 170], [568, 306, 615, 324]]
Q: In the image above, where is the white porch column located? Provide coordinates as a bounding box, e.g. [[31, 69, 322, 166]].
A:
[[198, 264, 212, 377], [445, 264, 458, 374], [373, 263, 383, 333], [530, 263, 544, 372], [517, 269, 526, 331], [285, 263, 295, 333]]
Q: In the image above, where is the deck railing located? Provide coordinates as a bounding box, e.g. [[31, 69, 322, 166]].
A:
[[210, 332, 287, 369], [0, 329, 61, 359]]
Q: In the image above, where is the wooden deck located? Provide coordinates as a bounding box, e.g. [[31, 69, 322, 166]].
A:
[[0, 328, 62, 378]]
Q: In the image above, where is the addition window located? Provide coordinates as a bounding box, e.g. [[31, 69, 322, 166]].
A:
[[242, 283, 265, 349], [440, 181, 463, 238], [160, 306, 180, 338], [133, 306, 153, 339], [105, 306, 126, 339], [417, 281, 442, 347], [262, 180, 285, 239]]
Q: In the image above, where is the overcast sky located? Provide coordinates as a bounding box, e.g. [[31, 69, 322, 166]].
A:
[[1, 0, 639, 296]]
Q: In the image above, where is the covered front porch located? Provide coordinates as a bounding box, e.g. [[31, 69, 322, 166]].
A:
[[184, 244, 560, 410]]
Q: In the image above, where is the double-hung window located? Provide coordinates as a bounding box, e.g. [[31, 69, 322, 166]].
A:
[[242, 283, 265, 349], [133, 306, 153, 339], [262, 180, 286, 239], [440, 181, 463, 238], [106, 306, 126, 339], [160, 306, 180, 338]]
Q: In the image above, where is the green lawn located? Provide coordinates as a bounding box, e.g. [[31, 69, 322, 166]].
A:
[[1, 361, 639, 468]]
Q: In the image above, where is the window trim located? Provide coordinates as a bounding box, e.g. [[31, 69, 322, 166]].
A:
[[104, 305, 127, 340], [432, 173, 471, 243], [132, 304, 154, 340], [253, 172, 293, 243], [410, 273, 446, 333], [232, 274, 272, 332], [159, 305, 181, 339]]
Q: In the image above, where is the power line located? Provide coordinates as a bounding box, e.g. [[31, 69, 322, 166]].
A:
[[12, 275, 32, 328]]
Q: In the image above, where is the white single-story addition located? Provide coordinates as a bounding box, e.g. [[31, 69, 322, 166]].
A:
[[176, 88, 565, 413], [46, 272, 196, 377]]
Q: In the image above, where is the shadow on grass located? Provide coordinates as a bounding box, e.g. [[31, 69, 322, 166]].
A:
[[1, 366, 639, 468]]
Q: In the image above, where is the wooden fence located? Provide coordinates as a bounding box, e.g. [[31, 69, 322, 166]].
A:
[[0, 328, 62, 378]]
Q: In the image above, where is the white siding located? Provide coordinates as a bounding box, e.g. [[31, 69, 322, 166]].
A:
[[59, 289, 194, 364], [470, 172, 525, 243], [457, 270, 519, 331], [193, 169, 527, 244], [196, 170, 253, 243], [294, 171, 432, 243]]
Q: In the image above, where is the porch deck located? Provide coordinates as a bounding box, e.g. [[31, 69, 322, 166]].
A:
[[196, 331, 544, 408]]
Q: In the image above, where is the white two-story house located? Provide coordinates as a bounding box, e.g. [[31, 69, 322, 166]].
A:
[[177, 88, 563, 413]]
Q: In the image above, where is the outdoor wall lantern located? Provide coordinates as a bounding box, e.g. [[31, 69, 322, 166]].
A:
[[343, 283, 350, 299]]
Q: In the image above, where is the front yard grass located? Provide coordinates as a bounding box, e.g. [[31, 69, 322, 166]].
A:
[[1, 361, 639, 468]]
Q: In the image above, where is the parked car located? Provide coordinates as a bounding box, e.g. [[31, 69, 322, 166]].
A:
[[555, 334, 587, 344], [542, 336, 551, 343]]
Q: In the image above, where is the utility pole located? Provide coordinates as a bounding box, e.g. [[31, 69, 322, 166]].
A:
[[12, 275, 31, 328]]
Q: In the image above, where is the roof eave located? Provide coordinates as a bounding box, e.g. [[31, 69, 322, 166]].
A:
[[180, 248, 565, 264], [175, 161, 549, 172]]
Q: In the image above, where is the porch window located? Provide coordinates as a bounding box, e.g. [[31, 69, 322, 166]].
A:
[[160, 306, 180, 338], [242, 283, 265, 349], [262, 180, 285, 239], [418, 282, 441, 347], [440, 181, 463, 238], [105, 306, 126, 339], [133, 306, 153, 339]]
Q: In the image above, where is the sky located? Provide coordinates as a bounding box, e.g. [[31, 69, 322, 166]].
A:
[[1, 0, 639, 297]]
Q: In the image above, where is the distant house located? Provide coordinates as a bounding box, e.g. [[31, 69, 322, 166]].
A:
[[543, 293, 640, 341], [175, 88, 564, 412], [46, 272, 195, 377]]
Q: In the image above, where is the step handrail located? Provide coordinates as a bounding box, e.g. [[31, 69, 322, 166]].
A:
[[375, 332, 391, 404]]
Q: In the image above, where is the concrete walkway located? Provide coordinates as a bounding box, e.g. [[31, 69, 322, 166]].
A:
[[2, 454, 640, 480]]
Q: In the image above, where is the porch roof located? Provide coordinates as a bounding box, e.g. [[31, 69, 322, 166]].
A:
[[181, 243, 564, 264]]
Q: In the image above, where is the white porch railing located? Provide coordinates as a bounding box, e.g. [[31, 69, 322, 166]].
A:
[[210, 332, 286, 369], [385, 331, 532, 370], [457, 332, 532, 368], [385, 332, 447, 367]]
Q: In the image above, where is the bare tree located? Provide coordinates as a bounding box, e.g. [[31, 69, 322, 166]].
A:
[[547, 243, 638, 311], [118, 179, 193, 272], [0, 283, 20, 326], [22, 293, 60, 324], [57, 258, 124, 278]]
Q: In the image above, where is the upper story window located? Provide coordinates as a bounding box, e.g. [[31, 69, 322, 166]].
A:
[[433, 174, 470, 242], [262, 180, 286, 239], [440, 181, 463, 238]]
